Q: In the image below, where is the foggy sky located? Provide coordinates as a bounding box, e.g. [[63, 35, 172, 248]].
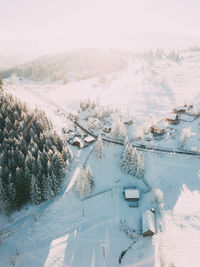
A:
[[0, 0, 200, 54]]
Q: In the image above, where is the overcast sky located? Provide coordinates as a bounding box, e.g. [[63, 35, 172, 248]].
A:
[[0, 0, 200, 54]]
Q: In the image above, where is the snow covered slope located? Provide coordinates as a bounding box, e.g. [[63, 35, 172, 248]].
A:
[[1, 49, 200, 267]]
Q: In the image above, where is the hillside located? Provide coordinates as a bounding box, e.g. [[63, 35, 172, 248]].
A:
[[0, 49, 128, 83], [1, 49, 200, 267], [0, 85, 72, 214]]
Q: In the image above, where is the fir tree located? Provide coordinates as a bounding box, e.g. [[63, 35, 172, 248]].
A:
[[135, 151, 144, 178], [86, 165, 94, 191], [75, 166, 93, 199], [95, 135, 103, 158], [30, 175, 42, 205], [121, 143, 138, 175], [0, 89, 72, 213]]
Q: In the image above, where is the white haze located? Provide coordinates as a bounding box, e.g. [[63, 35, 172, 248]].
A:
[[1, 0, 200, 54]]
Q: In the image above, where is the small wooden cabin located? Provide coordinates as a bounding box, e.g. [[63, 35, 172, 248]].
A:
[[165, 114, 179, 125], [84, 136, 95, 144], [124, 189, 140, 202], [149, 126, 165, 136], [71, 137, 82, 148], [103, 127, 111, 134], [124, 120, 133, 126], [173, 106, 187, 114], [142, 210, 156, 236], [173, 104, 193, 114]]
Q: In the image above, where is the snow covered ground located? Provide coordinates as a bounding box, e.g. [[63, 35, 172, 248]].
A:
[[1, 49, 200, 267]]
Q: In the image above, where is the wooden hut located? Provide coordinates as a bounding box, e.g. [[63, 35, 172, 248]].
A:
[[173, 106, 187, 114], [149, 126, 165, 136], [71, 137, 82, 148], [165, 113, 179, 124], [124, 189, 140, 202], [142, 210, 156, 236], [84, 136, 95, 144]]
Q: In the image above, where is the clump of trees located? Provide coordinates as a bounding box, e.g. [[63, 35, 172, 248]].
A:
[[121, 140, 144, 178], [178, 127, 195, 151], [0, 81, 73, 214], [112, 116, 127, 139], [80, 98, 96, 111], [74, 165, 94, 199], [95, 135, 104, 158]]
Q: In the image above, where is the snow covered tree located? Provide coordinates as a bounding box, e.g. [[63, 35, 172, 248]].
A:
[[95, 135, 103, 158], [121, 143, 137, 175], [75, 166, 94, 199], [42, 174, 54, 201], [135, 151, 144, 178], [7, 174, 16, 210], [85, 165, 94, 191], [0, 171, 10, 215], [112, 116, 126, 139], [121, 143, 131, 173], [124, 135, 129, 148], [154, 188, 163, 204], [0, 89, 72, 213], [178, 127, 195, 151], [30, 175, 42, 205], [120, 143, 144, 177], [0, 78, 3, 90]]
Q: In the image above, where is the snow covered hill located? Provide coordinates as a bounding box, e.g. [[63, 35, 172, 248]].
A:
[[1, 49, 200, 267]]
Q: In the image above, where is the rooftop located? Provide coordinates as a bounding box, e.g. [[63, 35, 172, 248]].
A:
[[124, 189, 140, 200]]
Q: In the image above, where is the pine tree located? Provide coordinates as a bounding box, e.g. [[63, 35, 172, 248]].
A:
[[86, 165, 94, 191], [0, 170, 9, 214], [129, 147, 137, 175], [42, 174, 54, 201], [135, 151, 144, 178], [121, 143, 138, 176], [30, 175, 42, 205], [121, 143, 130, 173], [7, 174, 16, 210], [75, 166, 93, 199], [112, 116, 127, 139], [0, 78, 3, 91], [124, 135, 129, 149], [0, 89, 71, 213], [95, 135, 103, 158]]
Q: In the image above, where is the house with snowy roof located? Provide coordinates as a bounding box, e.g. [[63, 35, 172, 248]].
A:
[[71, 137, 83, 148], [165, 113, 179, 124], [124, 188, 140, 202], [142, 210, 156, 236], [84, 136, 95, 144]]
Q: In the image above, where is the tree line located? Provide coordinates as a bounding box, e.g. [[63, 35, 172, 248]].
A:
[[0, 79, 73, 214]]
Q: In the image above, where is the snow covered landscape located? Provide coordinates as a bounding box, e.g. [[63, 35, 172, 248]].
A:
[[0, 48, 200, 267], [1, 1, 200, 267]]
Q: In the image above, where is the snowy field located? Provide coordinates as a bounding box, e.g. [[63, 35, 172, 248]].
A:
[[1, 50, 200, 267]]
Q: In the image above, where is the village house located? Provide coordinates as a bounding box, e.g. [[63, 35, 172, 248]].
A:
[[173, 104, 194, 114], [71, 137, 83, 148], [165, 113, 179, 124], [142, 210, 156, 236], [84, 135, 95, 144], [103, 127, 111, 134], [149, 125, 165, 136], [124, 120, 133, 126], [124, 188, 140, 202]]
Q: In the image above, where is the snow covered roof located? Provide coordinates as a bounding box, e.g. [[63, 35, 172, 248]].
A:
[[124, 189, 140, 200], [165, 113, 177, 121], [84, 136, 95, 143], [88, 117, 101, 126], [176, 105, 187, 111], [142, 210, 156, 236], [72, 137, 82, 147], [156, 121, 166, 131]]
